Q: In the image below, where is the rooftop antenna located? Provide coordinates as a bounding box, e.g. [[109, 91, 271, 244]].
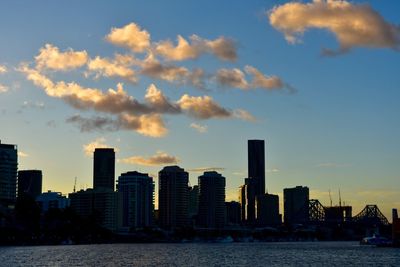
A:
[[329, 189, 332, 207], [73, 177, 77, 193], [339, 189, 342, 207]]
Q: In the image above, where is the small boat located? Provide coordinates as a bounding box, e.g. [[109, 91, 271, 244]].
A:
[[360, 234, 391, 246]]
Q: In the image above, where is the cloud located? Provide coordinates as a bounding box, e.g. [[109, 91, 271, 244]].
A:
[[106, 22, 151, 53], [267, 168, 280, 173], [21, 100, 45, 109], [18, 151, 29, 158], [244, 65, 284, 89], [216, 68, 249, 89], [155, 34, 237, 61], [216, 66, 286, 91], [121, 151, 179, 166], [82, 137, 116, 157], [0, 65, 7, 73], [35, 44, 88, 70], [268, 0, 400, 54], [87, 54, 137, 83], [66, 113, 168, 138], [190, 123, 208, 133], [0, 84, 8, 93], [178, 94, 231, 119], [233, 109, 257, 122], [187, 167, 225, 173]]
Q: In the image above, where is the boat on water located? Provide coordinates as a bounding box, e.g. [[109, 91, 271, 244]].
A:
[[360, 235, 391, 246]]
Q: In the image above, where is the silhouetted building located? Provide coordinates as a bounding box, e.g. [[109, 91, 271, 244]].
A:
[[393, 209, 400, 245], [284, 186, 309, 225], [17, 170, 42, 199], [226, 201, 241, 226], [93, 148, 115, 191], [239, 185, 246, 223], [36, 190, 69, 212], [117, 171, 154, 230], [158, 166, 189, 229], [240, 178, 257, 224], [188, 185, 199, 224], [197, 171, 226, 228], [0, 140, 18, 206], [248, 140, 265, 196], [324, 206, 352, 223], [69, 188, 121, 232], [256, 193, 281, 226]]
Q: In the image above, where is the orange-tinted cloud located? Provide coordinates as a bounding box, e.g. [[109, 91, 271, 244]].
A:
[[121, 151, 179, 166], [105, 23, 151, 53], [35, 44, 88, 70], [269, 0, 400, 54], [87, 54, 137, 83]]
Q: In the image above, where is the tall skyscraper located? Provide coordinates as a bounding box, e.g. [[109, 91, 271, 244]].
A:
[[197, 171, 226, 228], [158, 166, 189, 229], [0, 140, 18, 206], [188, 185, 199, 224], [93, 148, 115, 191], [17, 170, 42, 199], [256, 193, 281, 226], [248, 139, 265, 196], [117, 171, 154, 229], [284, 186, 309, 225]]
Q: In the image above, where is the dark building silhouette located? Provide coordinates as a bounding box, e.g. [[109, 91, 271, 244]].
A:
[[0, 140, 18, 206], [36, 190, 69, 212], [117, 171, 154, 229], [324, 206, 352, 224], [226, 201, 241, 226], [256, 193, 281, 226], [17, 170, 42, 199], [158, 166, 189, 229], [248, 140, 265, 196], [188, 185, 199, 225], [197, 171, 226, 228], [240, 140, 266, 225], [93, 148, 115, 191], [69, 188, 121, 232], [284, 186, 309, 225]]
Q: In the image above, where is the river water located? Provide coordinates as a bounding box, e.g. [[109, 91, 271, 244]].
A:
[[0, 241, 398, 266]]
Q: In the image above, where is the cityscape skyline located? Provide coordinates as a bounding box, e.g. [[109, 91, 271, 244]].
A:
[[0, 0, 399, 221]]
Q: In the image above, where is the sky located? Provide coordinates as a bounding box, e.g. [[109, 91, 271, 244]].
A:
[[0, 0, 399, 219]]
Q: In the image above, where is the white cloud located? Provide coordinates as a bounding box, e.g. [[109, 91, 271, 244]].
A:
[[0, 84, 8, 93], [18, 151, 29, 158], [106, 22, 151, 53], [0, 65, 7, 74], [82, 137, 116, 157], [87, 54, 137, 83]]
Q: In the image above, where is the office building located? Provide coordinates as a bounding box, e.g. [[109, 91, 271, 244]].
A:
[[0, 140, 18, 206], [17, 170, 42, 199], [69, 188, 121, 232], [226, 201, 241, 226], [197, 171, 226, 228], [36, 190, 69, 212], [117, 171, 154, 230], [188, 185, 199, 224], [284, 186, 309, 225], [240, 178, 256, 224], [248, 140, 265, 196], [256, 193, 281, 226], [158, 166, 189, 229], [93, 148, 115, 191]]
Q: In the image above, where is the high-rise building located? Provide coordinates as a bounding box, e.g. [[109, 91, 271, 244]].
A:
[[36, 190, 69, 212], [197, 171, 226, 228], [17, 170, 42, 199], [0, 140, 18, 206], [242, 178, 256, 224], [226, 201, 241, 226], [188, 185, 199, 224], [93, 148, 115, 191], [158, 166, 189, 229], [248, 139, 265, 196], [284, 186, 309, 225], [117, 171, 154, 230], [256, 193, 281, 226], [69, 188, 121, 232]]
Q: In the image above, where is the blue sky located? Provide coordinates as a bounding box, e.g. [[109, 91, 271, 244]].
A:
[[0, 0, 399, 218]]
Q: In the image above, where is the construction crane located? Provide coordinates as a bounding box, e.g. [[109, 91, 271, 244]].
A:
[[73, 177, 77, 193]]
